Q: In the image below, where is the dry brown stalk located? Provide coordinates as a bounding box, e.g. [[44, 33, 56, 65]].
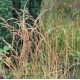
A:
[[18, 20, 29, 65]]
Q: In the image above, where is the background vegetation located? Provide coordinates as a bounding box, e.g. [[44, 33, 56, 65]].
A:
[[0, 0, 80, 79]]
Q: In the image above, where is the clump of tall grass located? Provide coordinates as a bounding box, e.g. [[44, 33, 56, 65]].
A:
[[0, 0, 80, 79]]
